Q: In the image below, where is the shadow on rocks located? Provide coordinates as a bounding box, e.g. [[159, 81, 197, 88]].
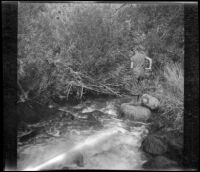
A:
[[141, 130, 183, 169], [143, 155, 179, 169]]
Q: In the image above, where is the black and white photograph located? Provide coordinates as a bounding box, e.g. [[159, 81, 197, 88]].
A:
[[3, 1, 199, 171]]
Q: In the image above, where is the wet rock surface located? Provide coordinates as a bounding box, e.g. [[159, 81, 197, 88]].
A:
[[141, 112, 183, 169], [141, 134, 168, 155], [120, 103, 151, 122]]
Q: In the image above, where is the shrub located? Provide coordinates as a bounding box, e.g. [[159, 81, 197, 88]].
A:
[[17, 3, 184, 109], [152, 62, 184, 133]]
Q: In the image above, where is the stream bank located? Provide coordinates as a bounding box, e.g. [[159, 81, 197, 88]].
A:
[[17, 95, 183, 170], [141, 111, 183, 170]]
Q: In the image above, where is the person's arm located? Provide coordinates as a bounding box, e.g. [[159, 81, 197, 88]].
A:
[[145, 56, 152, 70], [130, 55, 134, 68], [130, 61, 133, 68]]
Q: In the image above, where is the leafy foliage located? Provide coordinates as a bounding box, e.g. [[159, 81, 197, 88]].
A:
[[18, 2, 184, 115]]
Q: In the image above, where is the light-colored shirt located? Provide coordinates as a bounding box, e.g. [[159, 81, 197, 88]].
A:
[[130, 51, 146, 69], [130, 51, 151, 78]]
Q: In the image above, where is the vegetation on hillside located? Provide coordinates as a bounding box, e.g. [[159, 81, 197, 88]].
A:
[[18, 3, 184, 132]]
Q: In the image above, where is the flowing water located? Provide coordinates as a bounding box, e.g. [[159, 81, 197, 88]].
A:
[[17, 98, 149, 170]]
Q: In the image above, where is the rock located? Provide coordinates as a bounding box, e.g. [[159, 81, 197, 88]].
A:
[[120, 103, 151, 122], [163, 132, 183, 163], [77, 112, 96, 120], [143, 156, 178, 169], [78, 110, 106, 121], [164, 131, 183, 150], [64, 151, 84, 167], [168, 138, 183, 154], [19, 129, 42, 142], [76, 112, 103, 128], [72, 152, 84, 167], [141, 134, 168, 155], [59, 111, 75, 120], [148, 121, 165, 134], [91, 110, 108, 119], [141, 94, 160, 110]]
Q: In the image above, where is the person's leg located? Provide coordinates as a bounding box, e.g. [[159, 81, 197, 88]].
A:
[[137, 77, 141, 102], [137, 77, 141, 85]]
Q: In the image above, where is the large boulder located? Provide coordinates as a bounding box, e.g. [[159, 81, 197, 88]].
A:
[[141, 134, 168, 155], [141, 94, 160, 110], [120, 103, 151, 122], [163, 131, 183, 164], [143, 156, 178, 169]]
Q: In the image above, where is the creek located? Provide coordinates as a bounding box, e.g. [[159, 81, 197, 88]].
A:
[[17, 97, 149, 170]]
